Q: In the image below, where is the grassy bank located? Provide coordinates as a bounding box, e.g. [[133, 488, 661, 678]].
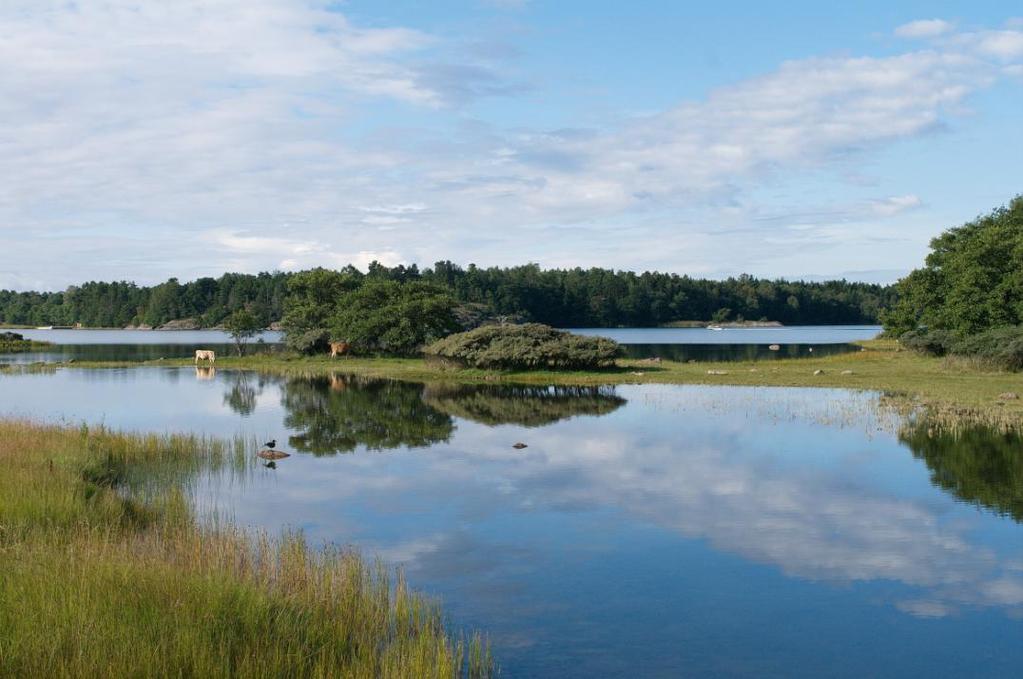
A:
[[0, 332, 50, 352], [49, 340, 1023, 426], [0, 420, 492, 677]]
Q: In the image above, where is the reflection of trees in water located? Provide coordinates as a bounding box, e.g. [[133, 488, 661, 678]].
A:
[[279, 375, 626, 455], [281, 375, 454, 455], [422, 383, 626, 427], [901, 421, 1023, 522], [222, 372, 269, 416]]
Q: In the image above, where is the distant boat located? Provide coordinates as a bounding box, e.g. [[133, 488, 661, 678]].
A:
[[35, 326, 53, 330], [707, 325, 724, 331]]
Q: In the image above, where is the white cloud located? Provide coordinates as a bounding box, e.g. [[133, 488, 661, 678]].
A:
[[973, 30, 1023, 59], [870, 194, 922, 217], [895, 19, 954, 39], [0, 8, 1020, 288]]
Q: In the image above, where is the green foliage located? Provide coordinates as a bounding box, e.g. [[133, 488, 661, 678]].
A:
[[883, 196, 1023, 337], [328, 281, 460, 356], [1, 261, 894, 330], [899, 328, 955, 357], [424, 323, 621, 370], [949, 325, 1023, 371], [223, 308, 263, 356], [280, 268, 362, 353], [0, 272, 290, 328]]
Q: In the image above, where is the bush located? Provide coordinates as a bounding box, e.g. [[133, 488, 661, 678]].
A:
[[900, 328, 954, 356], [423, 323, 620, 370], [903, 325, 1023, 370], [951, 325, 1023, 371]]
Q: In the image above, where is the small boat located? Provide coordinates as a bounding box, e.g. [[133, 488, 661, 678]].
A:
[[35, 326, 53, 330], [707, 325, 724, 331], [257, 449, 290, 460]]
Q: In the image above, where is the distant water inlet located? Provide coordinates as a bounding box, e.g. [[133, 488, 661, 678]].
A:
[[620, 342, 861, 362], [0, 366, 1020, 677], [0, 326, 880, 364]]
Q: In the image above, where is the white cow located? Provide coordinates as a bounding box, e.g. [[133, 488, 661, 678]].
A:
[[194, 349, 216, 364]]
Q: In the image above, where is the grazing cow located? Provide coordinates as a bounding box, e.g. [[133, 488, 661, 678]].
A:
[[329, 341, 351, 359], [194, 349, 216, 364]]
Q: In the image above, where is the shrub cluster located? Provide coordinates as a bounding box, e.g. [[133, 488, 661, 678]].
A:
[[424, 323, 620, 370], [900, 325, 1023, 371]]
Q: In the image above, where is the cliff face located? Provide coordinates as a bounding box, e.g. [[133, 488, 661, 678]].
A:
[[157, 318, 201, 330]]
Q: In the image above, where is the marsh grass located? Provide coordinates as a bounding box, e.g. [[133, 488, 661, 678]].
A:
[[0, 420, 493, 678]]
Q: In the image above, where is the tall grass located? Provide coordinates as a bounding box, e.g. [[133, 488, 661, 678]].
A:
[[0, 420, 493, 677]]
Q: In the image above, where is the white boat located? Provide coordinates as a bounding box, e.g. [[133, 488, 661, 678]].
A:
[[35, 326, 53, 330], [707, 325, 723, 331]]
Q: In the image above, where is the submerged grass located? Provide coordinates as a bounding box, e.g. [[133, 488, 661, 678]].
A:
[[0, 420, 493, 678], [59, 339, 1023, 428]]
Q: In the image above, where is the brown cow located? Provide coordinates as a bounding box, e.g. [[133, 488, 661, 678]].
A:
[[329, 341, 351, 358]]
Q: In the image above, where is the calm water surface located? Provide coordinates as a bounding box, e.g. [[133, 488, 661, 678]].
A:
[[1, 366, 1020, 677], [3, 326, 878, 364]]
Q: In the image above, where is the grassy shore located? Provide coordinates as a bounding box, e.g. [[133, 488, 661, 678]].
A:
[[46, 340, 1023, 426], [0, 420, 493, 677]]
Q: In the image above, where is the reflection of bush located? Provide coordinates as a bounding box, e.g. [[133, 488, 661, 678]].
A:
[[900, 421, 1023, 522], [422, 384, 625, 427], [282, 375, 453, 455]]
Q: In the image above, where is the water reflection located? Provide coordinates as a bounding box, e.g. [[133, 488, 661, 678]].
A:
[[272, 375, 628, 455], [422, 383, 625, 426], [222, 372, 268, 416], [2, 367, 1021, 676], [901, 421, 1023, 522], [281, 375, 455, 455]]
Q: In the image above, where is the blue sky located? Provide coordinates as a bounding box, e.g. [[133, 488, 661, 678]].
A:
[[1, 1, 1021, 290]]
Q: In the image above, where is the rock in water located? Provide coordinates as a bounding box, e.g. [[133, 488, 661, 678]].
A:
[[257, 449, 291, 460]]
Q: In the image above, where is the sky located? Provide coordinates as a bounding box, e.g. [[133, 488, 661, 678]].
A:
[[1, 1, 1021, 291]]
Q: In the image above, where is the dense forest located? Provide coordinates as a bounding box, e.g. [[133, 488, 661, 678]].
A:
[[0, 263, 894, 329], [883, 196, 1023, 370]]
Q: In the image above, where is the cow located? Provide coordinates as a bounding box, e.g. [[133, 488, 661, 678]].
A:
[[194, 349, 216, 364], [329, 341, 351, 359]]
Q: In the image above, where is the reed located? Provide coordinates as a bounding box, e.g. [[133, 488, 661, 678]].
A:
[[0, 420, 493, 678]]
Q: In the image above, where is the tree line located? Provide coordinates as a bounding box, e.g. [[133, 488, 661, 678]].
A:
[[0, 263, 893, 329]]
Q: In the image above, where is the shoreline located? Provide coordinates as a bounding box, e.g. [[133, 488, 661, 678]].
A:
[[15, 340, 1021, 428]]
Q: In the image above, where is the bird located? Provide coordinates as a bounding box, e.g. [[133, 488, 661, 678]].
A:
[[264, 439, 276, 450]]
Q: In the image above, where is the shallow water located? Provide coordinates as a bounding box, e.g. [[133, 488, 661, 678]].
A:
[[1, 367, 1020, 677]]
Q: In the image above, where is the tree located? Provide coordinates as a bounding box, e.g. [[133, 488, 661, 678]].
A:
[[329, 281, 460, 356], [883, 196, 1023, 337], [280, 268, 361, 353], [224, 308, 263, 356]]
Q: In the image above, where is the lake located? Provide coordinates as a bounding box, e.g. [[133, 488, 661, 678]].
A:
[[1, 365, 1019, 677], [2, 325, 880, 364]]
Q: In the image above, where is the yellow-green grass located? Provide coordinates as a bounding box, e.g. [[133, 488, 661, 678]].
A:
[[52, 340, 1023, 427], [0, 420, 493, 678]]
